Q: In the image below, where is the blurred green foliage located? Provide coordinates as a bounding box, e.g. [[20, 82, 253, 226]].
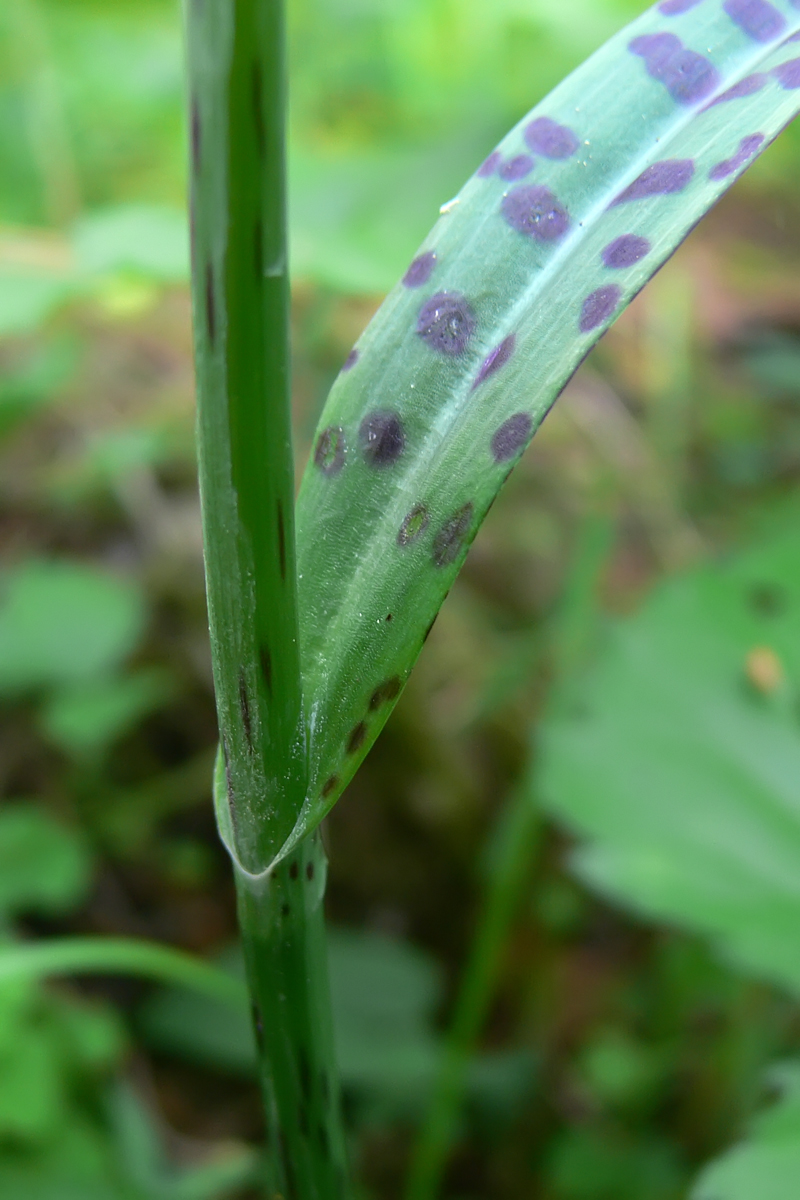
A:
[[1, 0, 800, 1197]]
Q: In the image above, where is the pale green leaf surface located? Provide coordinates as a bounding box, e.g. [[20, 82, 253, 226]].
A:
[[692, 1063, 800, 1200], [291, 1, 800, 855], [539, 509, 800, 996]]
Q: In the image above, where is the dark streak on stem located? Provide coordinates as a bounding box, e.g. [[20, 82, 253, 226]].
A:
[[238, 669, 253, 751], [191, 99, 201, 173], [204, 263, 216, 345]]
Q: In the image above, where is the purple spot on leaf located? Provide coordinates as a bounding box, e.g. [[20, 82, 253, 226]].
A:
[[342, 348, 359, 372], [359, 411, 405, 467], [403, 252, 437, 288], [417, 292, 475, 356], [659, 0, 704, 11], [477, 150, 501, 177], [472, 335, 516, 391], [499, 154, 535, 181], [524, 117, 579, 159], [705, 73, 767, 107], [723, 0, 786, 41], [709, 133, 765, 180], [491, 413, 532, 462], [629, 32, 720, 104], [773, 58, 800, 88], [580, 285, 622, 333], [502, 185, 570, 241], [314, 426, 346, 476], [612, 159, 695, 205], [432, 503, 474, 568], [602, 234, 651, 269]]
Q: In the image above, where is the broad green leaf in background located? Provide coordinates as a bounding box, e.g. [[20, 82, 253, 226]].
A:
[[692, 1063, 800, 1200], [0, 805, 91, 918], [0, 560, 146, 696], [286, 1, 800, 862], [538, 506, 800, 996]]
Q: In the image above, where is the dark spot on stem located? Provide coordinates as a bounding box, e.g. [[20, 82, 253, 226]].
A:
[[251, 62, 265, 156], [322, 775, 339, 798], [298, 1104, 309, 1137], [347, 722, 367, 754], [306, 861, 315, 881], [260, 645, 273, 694], [204, 264, 216, 345], [238, 670, 253, 751], [502, 185, 570, 241], [277, 499, 287, 580], [190, 99, 201, 174], [289, 860, 299, 881], [432, 503, 474, 567], [281, 902, 290, 917], [251, 1003, 265, 1052]]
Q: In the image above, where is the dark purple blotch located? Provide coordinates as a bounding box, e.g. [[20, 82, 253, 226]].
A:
[[629, 32, 720, 104], [705, 73, 767, 107], [524, 117, 579, 159], [602, 234, 651, 269], [432, 503, 474, 568], [580, 285, 622, 333], [709, 133, 765, 180], [659, 0, 704, 10], [472, 334, 516, 391], [342, 348, 359, 372], [314, 425, 346, 476], [499, 154, 535, 181], [417, 292, 475, 356], [773, 58, 800, 89], [723, 0, 786, 41], [612, 159, 695, 205], [491, 413, 532, 463], [397, 503, 429, 547], [477, 150, 502, 178], [359, 411, 405, 467], [502, 185, 570, 242], [403, 251, 437, 288]]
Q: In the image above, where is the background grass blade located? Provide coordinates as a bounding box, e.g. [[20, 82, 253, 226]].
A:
[[289, 1, 800, 854]]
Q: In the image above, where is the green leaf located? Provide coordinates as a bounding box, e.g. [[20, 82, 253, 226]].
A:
[[538, 505, 800, 996], [291, 1, 800, 854], [0, 805, 91, 918], [0, 560, 146, 697], [692, 1063, 800, 1200], [73, 206, 189, 283], [41, 669, 171, 760]]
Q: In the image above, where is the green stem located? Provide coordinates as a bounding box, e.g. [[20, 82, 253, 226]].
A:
[[0, 936, 246, 1009], [237, 834, 349, 1199], [404, 791, 542, 1200], [186, 1, 349, 1194]]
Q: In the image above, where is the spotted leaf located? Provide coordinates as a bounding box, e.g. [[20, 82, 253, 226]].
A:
[[284, 0, 800, 860]]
